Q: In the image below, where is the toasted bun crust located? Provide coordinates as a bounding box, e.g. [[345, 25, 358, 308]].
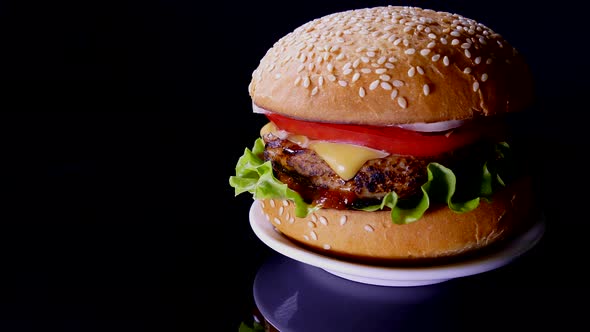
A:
[[249, 6, 534, 126], [258, 176, 537, 264]]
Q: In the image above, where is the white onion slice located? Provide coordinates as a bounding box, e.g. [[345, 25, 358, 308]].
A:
[[253, 103, 466, 132], [395, 119, 466, 132], [252, 103, 269, 114]]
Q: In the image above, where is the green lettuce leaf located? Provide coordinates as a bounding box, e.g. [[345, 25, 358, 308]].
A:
[[229, 138, 512, 224], [229, 138, 319, 218], [238, 321, 265, 332]]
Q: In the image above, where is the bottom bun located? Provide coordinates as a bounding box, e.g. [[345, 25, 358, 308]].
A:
[[258, 176, 538, 265]]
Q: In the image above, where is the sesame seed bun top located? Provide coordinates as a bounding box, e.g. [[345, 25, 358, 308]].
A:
[[248, 6, 534, 126]]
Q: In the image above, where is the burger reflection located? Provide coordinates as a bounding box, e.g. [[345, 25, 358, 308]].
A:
[[251, 254, 456, 332]]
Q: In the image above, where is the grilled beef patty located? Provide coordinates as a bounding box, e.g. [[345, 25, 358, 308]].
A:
[[263, 133, 493, 209]]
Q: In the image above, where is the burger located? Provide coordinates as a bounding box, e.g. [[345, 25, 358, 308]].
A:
[[230, 6, 538, 265]]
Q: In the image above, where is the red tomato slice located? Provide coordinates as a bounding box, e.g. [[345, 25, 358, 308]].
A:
[[266, 113, 490, 156]]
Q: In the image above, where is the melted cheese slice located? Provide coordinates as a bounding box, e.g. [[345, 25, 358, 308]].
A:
[[261, 122, 389, 180], [309, 141, 389, 180]]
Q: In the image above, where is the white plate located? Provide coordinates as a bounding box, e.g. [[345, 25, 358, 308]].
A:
[[249, 200, 545, 287]]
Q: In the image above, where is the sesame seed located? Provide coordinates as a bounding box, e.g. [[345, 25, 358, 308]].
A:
[[294, 76, 301, 86], [408, 66, 416, 77], [375, 68, 387, 74], [474, 56, 481, 64], [318, 76, 324, 86], [431, 54, 440, 61], [368, 79, 381, 90], [343, 68, 353, 75], [339, 215, 347, 226], [303, 76, 310, 87], [486, 58, 493, 64], [361, 68, 371, 74], [352, 72, 360, 82], [416, 66, 424, 75], [323, 244, 331, 250], [310, 231, 318, 240], [440, 37, 448, 44], [392, 79, 404, 87], [385, 62, 395, 69], [380, 81, 392, 90], [398, 96, 407, 108], [473, 81, 480, 91], [463, 67, 472, 74], [359, 87, 366, 97], [451, 39, 460, 45], [390, 89, 398, 99], [335, 53, 345, 60], [307, 221, 316, 228], [461, 42, 471, 49], [393, 38, 402, 46], [327, 74, 336, 81], [404, 48, 416, 55], [443, 56, 450, 66], [273, 217, 281, 225], [379, 74, 391, 81], [423, 84, 430, 96], [364, 225, 375, 232], [481, 73, 488, 81], [464, 49, 471, 58], [338, 80, 347, 87], [420, 48, 431, 56], [428, 33, 437, 39], [327, 63, 334, 72], [353, 59, 361, 68], [377, 56, 387, 64], [311, 87, 319, 95], [319, 216, 328, 225]]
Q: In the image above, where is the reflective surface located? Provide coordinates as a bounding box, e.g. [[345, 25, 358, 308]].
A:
[[252, 238, 564, 332], [254, 254, 455, 332]]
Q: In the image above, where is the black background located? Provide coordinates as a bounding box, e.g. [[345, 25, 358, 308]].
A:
[[1, 0, 588, 331]]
